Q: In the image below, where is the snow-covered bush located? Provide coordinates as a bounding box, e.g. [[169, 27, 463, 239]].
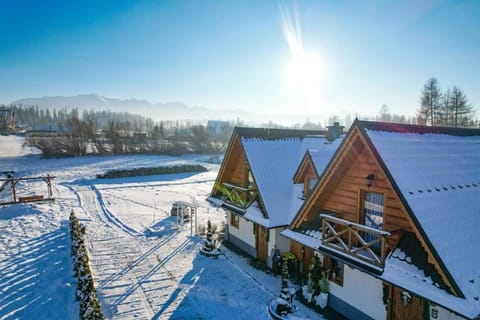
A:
[[70, 210, 104, 320]]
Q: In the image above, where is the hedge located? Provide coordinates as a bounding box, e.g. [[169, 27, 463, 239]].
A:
[[70, 210, 104, 320], [96, 164, 208, 179]]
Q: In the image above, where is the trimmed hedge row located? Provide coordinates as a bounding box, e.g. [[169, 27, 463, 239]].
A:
[[70, 210, 104, 320], [96, 164, 208, 179]]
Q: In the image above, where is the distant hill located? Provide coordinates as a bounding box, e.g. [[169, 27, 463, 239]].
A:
[[9, 93, 339, 125], [10, 94, 244, 122]]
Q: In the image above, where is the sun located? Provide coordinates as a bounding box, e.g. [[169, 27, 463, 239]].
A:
[[281, 5, 325, 112], [286, 49, 324, 102]]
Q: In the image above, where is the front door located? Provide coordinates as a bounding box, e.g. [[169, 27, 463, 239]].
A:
[[389, 286, 424, 320], [255, 224, 268, 264]]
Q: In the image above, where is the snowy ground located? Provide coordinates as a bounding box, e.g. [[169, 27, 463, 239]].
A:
[[0, 136, 323, 320]]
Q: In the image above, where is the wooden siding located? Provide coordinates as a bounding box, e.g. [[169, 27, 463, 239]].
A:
[[213, 133, 249, 195], [388, 286, 424, 320], [322, 146, 413, 234], [296, 132, 412, 238], [255, 224, 269, 264], [291, 126, 459, 296], [290, 241, 313, 276], [225, 140, 248, 186]]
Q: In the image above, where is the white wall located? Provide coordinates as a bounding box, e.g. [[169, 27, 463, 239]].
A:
[[329, 265, 386, 320], [429, 304, 466, 320], [227, 212, 255, 247], [272, 227, 290, 253], [266, 227, 291, 268]]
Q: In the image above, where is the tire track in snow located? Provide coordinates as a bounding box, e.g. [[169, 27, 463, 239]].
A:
[[65, 182, 160, 318], [98, 231, 179, 288], [100, 192, 154, 211], [61, 180, 203, 319], [111, 237, 193, 309], [88, 236, 155, 319], [89, 185, 142, 237]]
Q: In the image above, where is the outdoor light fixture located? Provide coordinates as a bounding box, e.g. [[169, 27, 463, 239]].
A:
[[365, 173, 375, 187], [401, 291, 412, 307]]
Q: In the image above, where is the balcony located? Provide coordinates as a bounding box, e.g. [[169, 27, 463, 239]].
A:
[[319, 214, 391, 272], [218, 182, 256, 210]]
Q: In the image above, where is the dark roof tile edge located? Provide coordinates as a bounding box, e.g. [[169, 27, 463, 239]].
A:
[[357, 120, 480, 136]]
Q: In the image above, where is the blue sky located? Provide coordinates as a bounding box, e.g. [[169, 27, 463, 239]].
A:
[[1, 0, 479, 118]]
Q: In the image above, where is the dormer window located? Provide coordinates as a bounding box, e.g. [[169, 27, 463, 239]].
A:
[[304, 176, 318, 197]]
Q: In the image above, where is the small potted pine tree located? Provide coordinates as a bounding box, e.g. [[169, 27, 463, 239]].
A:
[[315, 270, 329, 309], [303, 256, 324, 304]]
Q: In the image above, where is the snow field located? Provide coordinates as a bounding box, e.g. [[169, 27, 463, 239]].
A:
[[0, 136, 322, 319]]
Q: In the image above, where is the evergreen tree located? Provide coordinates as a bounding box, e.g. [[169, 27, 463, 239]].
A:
[[418, 77, 442, 126], [281, 256, 289, 290]]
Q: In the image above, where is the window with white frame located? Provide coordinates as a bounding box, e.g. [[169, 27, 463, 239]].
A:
[[362, 191, 384, 251], [230, 212, 240, 228]]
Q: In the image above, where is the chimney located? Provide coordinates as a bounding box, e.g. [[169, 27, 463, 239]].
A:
[[327, 122, 344, 141]]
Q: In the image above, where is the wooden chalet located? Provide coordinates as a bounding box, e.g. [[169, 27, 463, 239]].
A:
[[283, 120, 480, 320], [209, 125, 344, 268]]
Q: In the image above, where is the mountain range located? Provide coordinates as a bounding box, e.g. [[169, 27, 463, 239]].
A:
[[10, 94, 242, 122], [10, 93, 341, 125]]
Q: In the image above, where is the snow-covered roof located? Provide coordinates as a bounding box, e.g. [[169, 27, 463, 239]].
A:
[[243, 200, 270, 226], [241, 135, 343, 228], [308, 140, 343, 177], [281, 228, 321, 250], [362, 121, 480, 318], [382, 243, 480, 319]]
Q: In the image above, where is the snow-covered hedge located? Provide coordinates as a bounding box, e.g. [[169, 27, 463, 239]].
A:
[[70, 210, 104, 320], [96, 164, 208, 179]]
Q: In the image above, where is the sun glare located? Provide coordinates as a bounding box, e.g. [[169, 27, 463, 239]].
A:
[[286, 50, 323, 99], [281, 5, 325, 112]]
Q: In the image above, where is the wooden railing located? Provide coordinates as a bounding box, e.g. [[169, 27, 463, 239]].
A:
[[220, 182, 256, 210], [320, 214, 391, 268]]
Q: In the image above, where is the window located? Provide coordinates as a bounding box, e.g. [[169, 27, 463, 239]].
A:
[[362, 191, 384, 251], [247, 170, 254, 187], [304, 176, 318, 197], [324, 256, 344, 286], [230, 213, 239, 228]]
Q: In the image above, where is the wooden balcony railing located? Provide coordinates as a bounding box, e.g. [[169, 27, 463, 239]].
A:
[[320, 214, 391, 269], [219, 182, 256, 210]]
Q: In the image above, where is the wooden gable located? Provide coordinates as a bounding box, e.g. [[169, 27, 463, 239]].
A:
[[211, 131, 248, 196], [293, 152, 317, 184], [210, 128, 266, 215], [293, 151, 319, 197], [292, 125, 460, 296]]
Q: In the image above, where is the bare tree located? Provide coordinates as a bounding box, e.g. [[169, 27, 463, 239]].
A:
[[378, 104, 392, 122], [191, 125, 210, 152], [418, 77, 442, 126], [449, 86, 475, 127]]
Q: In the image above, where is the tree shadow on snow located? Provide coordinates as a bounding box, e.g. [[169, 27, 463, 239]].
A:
[[0, 224, 77, 319], [145, 216, 178, 237], [154, 238, 271, 320], [0, 204, 41, 220]]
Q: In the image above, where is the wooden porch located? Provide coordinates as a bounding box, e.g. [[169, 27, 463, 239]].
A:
[[319, 214, 391, 270], [219, 182, 256, 210]]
